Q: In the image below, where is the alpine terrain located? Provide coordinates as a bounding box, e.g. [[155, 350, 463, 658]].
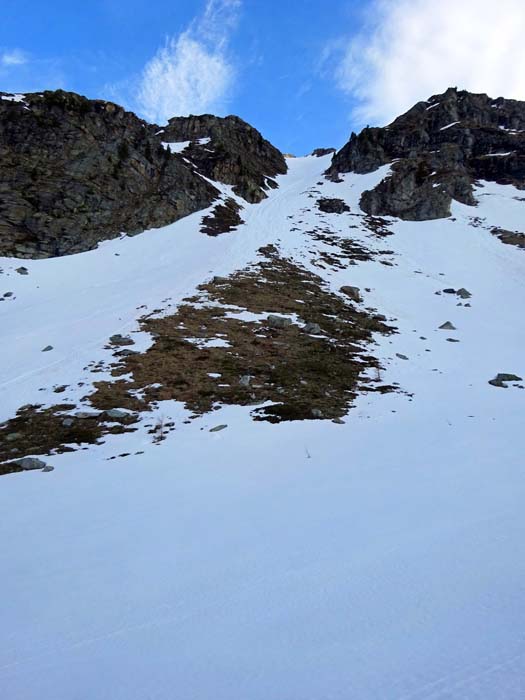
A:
[[1, 87, 524, 698]]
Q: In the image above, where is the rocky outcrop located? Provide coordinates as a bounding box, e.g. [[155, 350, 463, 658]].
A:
[[327, 88, 525, 220], [160, 114, 287, 203], [0, 92, 287, 258], [0, 90, 220, 258]]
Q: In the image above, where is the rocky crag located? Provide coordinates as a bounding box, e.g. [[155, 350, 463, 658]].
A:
[[327, 87, 525, 220], [0, 91, 286, 258]]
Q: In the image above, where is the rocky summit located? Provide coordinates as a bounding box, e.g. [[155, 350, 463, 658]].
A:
[[327, 87, 525, 220], [0, 91, 285, 258]]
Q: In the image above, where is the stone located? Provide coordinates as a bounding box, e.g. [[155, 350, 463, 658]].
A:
[[41, 345, 53, 352], [11, 457, 48, 471], [446, 338, 460, 342], [489, 373, 522, 387], [61, 418, 74, 428], [303, 322, 322, 335], [15, 266, 29, 275], [6, 432, 22, 442], [332, 418, 345, 424], [439, 321, 456, 330], [3, 291, 13, 297], [443, 288, 456, 294], [456, 288, 472, 299], [267, 315, 293, 329], [42, 465, 55, 473], [75, 411, 101, 419], [317, 198, 350, 214], [239, 375, 252, 387], [210, 424, 228, 432], [396, 353, 409, 360], [104, 408, 129, 419], [311, 409, 324, 419], [340, 285, 362, 303], [109, 334, 135, 346]]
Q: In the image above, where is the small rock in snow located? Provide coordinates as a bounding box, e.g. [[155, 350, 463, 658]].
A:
[[489, 373, 522, 388], [104, 409, 129, 419], [340, 285, 362, 303], [457, 288, 472, 299], [3, 291, 13, 297], [439, 321, 456, 330], [210, 424, 228, 433], [12, 457, 48, 471], [41, 345, 53, 352], [396, 353, 409, 360], [15, 266, 29, 275], [109, 334, 135, 346]]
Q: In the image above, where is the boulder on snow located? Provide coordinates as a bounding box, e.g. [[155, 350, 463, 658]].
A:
[[15, 266, 29, 275], [340, 285, 362, 303], [11, 457, 48, 471], [457, 288, 472, 299], [41, 345, 53, 352], [439, 321, 456, 330], [489, 373, 522, 387], [109, 334, 135, 346], [104, 408, 129, 419]]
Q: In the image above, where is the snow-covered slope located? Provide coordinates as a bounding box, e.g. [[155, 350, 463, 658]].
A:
[[1, 155, 524, 698]]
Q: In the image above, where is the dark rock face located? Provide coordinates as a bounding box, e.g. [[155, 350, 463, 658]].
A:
[[0, 90, 219, 258], [328, 88, 525, 220], [160, 114, 287, 203], [311, 148, 336, 158], [0, 92, 287, 258]]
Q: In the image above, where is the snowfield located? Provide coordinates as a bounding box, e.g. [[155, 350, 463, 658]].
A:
[[1, 155, 524, 699]]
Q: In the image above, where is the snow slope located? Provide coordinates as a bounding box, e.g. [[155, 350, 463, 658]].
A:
[[1, 155, 524, 699]]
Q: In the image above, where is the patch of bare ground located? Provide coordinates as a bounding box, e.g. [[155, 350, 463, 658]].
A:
[[200, 197, 243, 236], [0, 404, 138, 474], [0, 246, 396, 473], [490, 227, 525, 249], [89, 245, 396, 423]]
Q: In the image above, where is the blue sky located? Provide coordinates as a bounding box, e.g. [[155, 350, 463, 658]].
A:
[[2, 0, 524, 153]]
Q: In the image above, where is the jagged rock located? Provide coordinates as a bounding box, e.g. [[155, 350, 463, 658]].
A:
[[201, 198, 243, 236], [303, 322, 322, 335], [489, 373, 522, 387], [267, 315, 293, 329], [457, 288, 472, 299], [161, 114, 287, 203], [0, 90, 220, 258], [317, 198, 350, 214], [11, 457, 48, 470], [41, 345, 53, 352], [439, 321, 456, 330], [340, 285, 362, 303], [328, 88, 525, 221], [15, 266, 29, 275]]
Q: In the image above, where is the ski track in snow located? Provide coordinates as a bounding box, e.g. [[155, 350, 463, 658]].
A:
[[1, 155, 524, 699]]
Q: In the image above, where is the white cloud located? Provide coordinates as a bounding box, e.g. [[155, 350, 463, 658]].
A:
[[334, 0, 525, 126], [137, 0, 241, 124], [1, 49, 29, 67]]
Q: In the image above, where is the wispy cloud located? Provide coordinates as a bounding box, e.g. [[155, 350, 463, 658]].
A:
[[1, 49, 29, 67], [136, 0, 241, 124], [329, 0, 525, 127]]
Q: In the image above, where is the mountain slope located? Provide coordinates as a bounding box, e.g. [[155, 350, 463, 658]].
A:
[[1, 94, 525, 698]]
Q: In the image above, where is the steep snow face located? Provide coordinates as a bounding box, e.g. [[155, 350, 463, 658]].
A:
[[1, 156, 525, 699]]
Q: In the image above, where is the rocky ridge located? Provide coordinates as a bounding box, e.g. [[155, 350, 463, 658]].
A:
[[0, 91, 286, 258], [327, 87, 525, 220]]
